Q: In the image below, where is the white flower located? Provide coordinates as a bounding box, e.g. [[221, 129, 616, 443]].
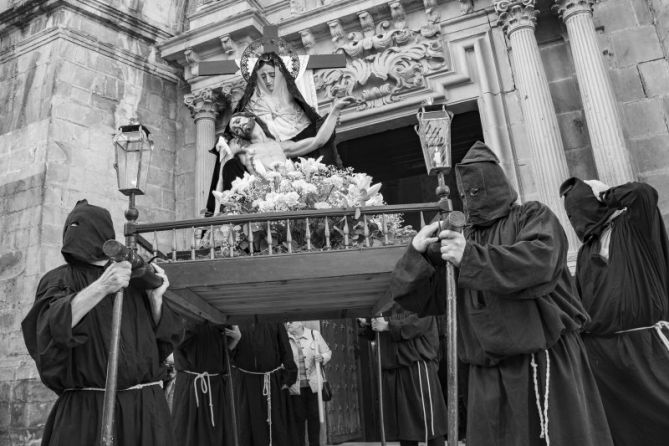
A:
[[230, 173, 256, 194], [296, 156, 326, 179], [291, 179, 318, 195], [323, 175, 344, 189]]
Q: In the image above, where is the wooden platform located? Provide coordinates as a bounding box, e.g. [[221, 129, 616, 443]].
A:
[[161, 244, 405, 323]]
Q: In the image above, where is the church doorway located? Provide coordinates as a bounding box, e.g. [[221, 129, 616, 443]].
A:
[[320, 110, 484, 443]]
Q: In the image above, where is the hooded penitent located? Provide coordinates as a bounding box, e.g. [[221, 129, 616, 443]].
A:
[[560, 177, 616, 242], [391, 141, 613, 446], [455, 141, 517, 226], [61, 199, 115, 264], [21, 200, 182, 446]]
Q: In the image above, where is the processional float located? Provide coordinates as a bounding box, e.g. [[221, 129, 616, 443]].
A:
[[100, 27, 462, 446]]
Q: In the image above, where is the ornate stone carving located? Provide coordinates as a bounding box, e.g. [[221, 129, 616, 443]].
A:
[[553, 0, 595, 21], [219, 78, 248, 113], [183, 87, 227, 120], [315, 7, 446, 109], [389, 1, 407, 30], [184, 47, 201, 77], [495, 0, 539, 36], [421, 0, 442, 37], [328, 19, 346, 47], [300, 29, 316, 54], [359, 11, 375, 37], [460, 0, 475, 14], [219, 35, 237, 57], [314, 40, 446, 110]]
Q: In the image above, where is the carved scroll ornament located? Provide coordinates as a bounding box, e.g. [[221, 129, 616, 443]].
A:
[[315, 13, 447, 110], [314, 39, 446, 110]]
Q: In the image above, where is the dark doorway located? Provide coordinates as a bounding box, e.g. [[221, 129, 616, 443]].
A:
[[338, 110, 484, 229], [334, 110, 484, 442]]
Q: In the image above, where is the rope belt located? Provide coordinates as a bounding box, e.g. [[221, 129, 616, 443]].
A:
[[416, 360, 435, 445], [235, 364, 284, 446], [531, 350, 551, 446], [64, 380, 163, 392], [179, 370, 220, 428], [615, 321, 669, 352]]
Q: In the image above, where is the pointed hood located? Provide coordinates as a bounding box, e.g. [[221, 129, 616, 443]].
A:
[[455, 141, 518, 226], [560, 177, 615, 243], [61, 200, 115, 265]]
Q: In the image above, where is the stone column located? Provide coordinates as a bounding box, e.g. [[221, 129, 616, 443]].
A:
[[184, 88, 226, 217], [555, 0, 635, 185], [496, 0, 578, 246]]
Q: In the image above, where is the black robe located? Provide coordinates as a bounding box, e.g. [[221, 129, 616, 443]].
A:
[[21, 201, 182, 446], [172, 322, 235, 445], [390, 142, 613, 446], [362, 312, 448, 442], [392, 204, 613, 446], [574, 182, 669, 446], [233, 321, 297, 446]]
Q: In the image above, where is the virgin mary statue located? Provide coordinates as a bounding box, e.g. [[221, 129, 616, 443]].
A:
[[235, 52, 341, 165], [206, 52, 343, 215]]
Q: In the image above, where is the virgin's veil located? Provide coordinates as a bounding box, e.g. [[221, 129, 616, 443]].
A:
[[234, 53, 321, 141]]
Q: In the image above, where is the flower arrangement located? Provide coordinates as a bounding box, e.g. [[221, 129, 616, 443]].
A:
[[207, 157, 416, 256]]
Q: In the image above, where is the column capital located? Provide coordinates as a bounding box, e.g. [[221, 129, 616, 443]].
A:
[[495, 0, 539, 37], [183, 87, 228, 121], [553, 0, 595, 22]]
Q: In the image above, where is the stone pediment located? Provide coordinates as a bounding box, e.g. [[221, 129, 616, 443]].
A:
[[158, 0, 469, 119]]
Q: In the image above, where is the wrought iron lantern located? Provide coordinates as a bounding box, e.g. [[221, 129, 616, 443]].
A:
[[112, 118, 154, 196], [415, 104, 454, 175]]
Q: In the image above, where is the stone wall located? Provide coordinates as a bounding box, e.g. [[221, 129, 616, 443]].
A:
[[0, 1, 190, 443], [595, 0, 669, 219]]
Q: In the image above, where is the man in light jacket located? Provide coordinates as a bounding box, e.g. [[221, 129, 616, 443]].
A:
[[286, 321, 332, 446]]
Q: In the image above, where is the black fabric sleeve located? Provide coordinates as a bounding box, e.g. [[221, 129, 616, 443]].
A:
[[153, 300, 184, 363], [388, 314, 433, 342], [277, 323, 297, 387], [21, 272, 93, 390], [601, 182, 659, 234], [458, 202, 566, 298], [390, 243, 446, 317]]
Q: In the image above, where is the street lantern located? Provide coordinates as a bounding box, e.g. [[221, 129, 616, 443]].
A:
[[415, 104, 454, 175], [112, 119, 154, 196]]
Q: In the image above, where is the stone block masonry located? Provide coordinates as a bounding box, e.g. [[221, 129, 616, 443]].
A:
[[0, 2, 190, 444]]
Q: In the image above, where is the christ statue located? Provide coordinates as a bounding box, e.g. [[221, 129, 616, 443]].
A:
[[211, 96, 353, 201]]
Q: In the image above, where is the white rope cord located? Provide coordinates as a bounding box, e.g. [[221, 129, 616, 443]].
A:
[[422, 361, 435, 437], [64, 380, 163, 392], [417, 361, 429, 446], [616, 321, 669, 353], [181, 370, 219, 428], [236, 364, 285, 446], [531, 351, 551, 446]]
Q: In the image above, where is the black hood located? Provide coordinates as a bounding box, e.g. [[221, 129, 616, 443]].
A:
[[455, 141, 518, 227], [61, 199, 115, 265], [560, 177, 615, 243]]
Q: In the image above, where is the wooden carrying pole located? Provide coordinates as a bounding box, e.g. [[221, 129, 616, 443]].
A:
[[223, 342, 240, 446], [445, 262, 458, 445], [436, 174, 464, 446], [375, 330, 386, 446], [100, 289, 124, 446], [315, 343, 325, 424]]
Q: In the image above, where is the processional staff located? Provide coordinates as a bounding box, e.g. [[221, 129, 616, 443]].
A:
[[100, 120, 159, 446], [415, 104, 464, 445]]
